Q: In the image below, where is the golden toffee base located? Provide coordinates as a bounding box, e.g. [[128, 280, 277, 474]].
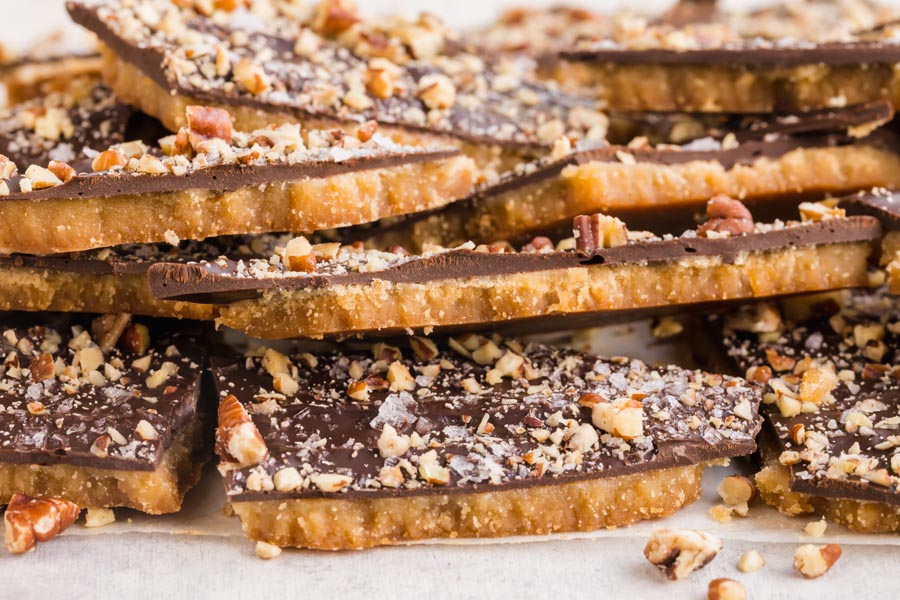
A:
[[230, 464, 703, 550]]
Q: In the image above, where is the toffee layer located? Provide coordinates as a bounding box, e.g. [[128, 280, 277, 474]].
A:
[[215, 240, 872, 340], [0, 149, 474, 255], [148, 217, 882, 301], [553, 60, 900, 114], [555, 14, 900, 112], [755, 433, 900, 533], [841, 189, 900, 294], [232, 464, 705, 550]]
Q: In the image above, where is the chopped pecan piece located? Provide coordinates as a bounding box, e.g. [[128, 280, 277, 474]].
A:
[[216, 394, 269, 467], [697, 195, 755, 238], [4, 493, 80, 554], [186, 105, 233, 145], [573, 213, 628, 253]]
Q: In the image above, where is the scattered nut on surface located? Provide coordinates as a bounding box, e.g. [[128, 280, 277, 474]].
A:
[[255, 541, 282, 560], [793, 544, 841, 578], [717, 475, 757, 507], [804, 519, 827, 538], [644, 529, 722, 580], [83, 508, 115, 528], [707, 578, 746, 600], [709, 504, 733, 523], [4, 493, 81, 554], [737, 549, 765, 573]]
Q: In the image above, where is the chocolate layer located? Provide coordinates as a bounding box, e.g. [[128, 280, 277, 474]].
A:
[[562, 33, 900, 67], [721, 288, 900, 505], [842, 188, 900, 230], [214, 338, 762, 502], [0, 314, 205, 472], [147, 217, 881, 303]]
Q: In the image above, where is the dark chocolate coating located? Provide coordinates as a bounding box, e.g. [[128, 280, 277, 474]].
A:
[[562, 32, 900, 67]]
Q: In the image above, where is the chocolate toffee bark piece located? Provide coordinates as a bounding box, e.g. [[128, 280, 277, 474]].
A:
[[842, 188, 900, 294], [0, 30, 101, 105], [0, 240, 232, 320], [558, 12, 900, 113], [0, 233, 308, 319], [0, 314, 207, 514], [214, 336, 763, 549], [147, 200, 879, 340], [0, 104, 474, 255], [362, 102, 900, 248], [721, 289, 900, 532], [68, 0, 607, 173]]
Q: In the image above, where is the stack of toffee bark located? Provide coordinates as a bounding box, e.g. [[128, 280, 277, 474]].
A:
[[0, 0, 898, 572]]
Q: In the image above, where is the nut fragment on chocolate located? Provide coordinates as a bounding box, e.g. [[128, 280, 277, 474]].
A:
[[213, 337, 761, 549], [0, 314, 207, 514], [720, 287, 900, 532], [148, 211, 880, 339], [698, 196, 755, 238]]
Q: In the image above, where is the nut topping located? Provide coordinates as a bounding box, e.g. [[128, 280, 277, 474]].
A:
[[91, 149, 127, 173], [573, 213, 628, 253], [217, 394, 269, 467], [4, 493, 81, 554], [233, 57, 271, 95], [280, 237, 317, 273], [47, 160, 76, 184]]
